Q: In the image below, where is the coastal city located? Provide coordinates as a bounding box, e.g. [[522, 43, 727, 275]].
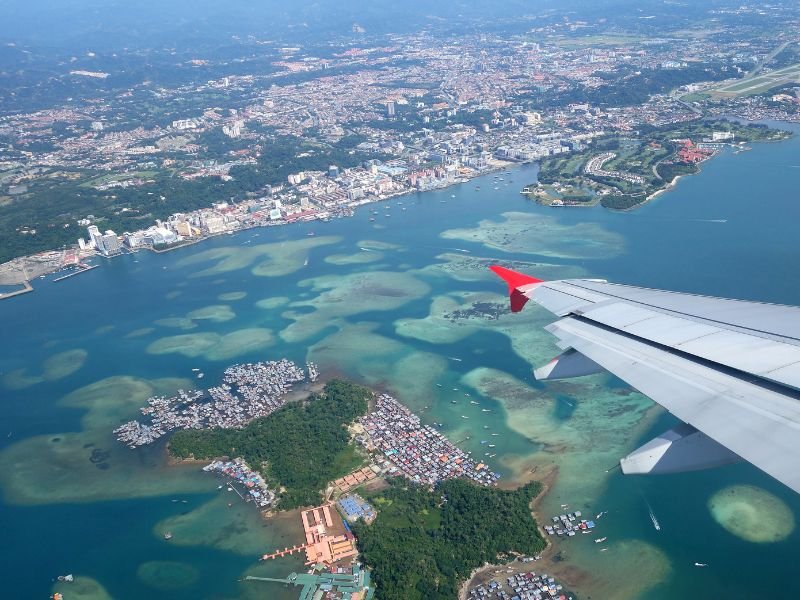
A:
[[4, 2, 800, 600], [2, 4, 800, 288]]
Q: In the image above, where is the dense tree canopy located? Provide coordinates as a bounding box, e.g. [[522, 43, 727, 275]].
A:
[[169, 379, 370, 509], [353, 478, 545, 600]]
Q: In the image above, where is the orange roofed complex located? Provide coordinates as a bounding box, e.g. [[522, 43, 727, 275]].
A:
[[301, 504, 358, 566]]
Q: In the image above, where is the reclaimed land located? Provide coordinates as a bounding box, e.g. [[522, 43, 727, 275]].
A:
[[168, 379, 369, 509], [352, 477, 545, 600], [529, 119, 790, 210]]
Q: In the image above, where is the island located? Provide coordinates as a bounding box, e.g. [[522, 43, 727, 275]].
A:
[[115, 360, 553, 599]]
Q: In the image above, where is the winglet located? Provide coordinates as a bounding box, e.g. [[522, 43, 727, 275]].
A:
[[489, 265, 543, 313]]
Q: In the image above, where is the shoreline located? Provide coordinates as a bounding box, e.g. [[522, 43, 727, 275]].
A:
[[458, 468, 558, 600], [0, 279, 33, 301], [0, 159, 517, 294]]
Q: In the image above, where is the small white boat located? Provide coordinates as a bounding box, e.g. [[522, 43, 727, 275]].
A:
[[595, 537, 607, 544], [694, 562, 708, 567]]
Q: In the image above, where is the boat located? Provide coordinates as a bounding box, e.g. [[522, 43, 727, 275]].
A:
[[648, 505, 661, 531], [488, 444, 495, 448], [303, 258, 308, 266], [491, 433, 499, 436], [461, 415, 469, 419], [191, 368, 200, 372], [595, 537, 607, 544], [470, 400, 479, 405], [599, 548, 608, 552], [481, 440, 488, 444], [451, 400, 458, 404], [451, 194, 456, 198], [482, 409, 491, 412], [164, 532, 173, 540], [694, 562, 708, 567], [307, 232, 315, 236], [489, 453, 497, 458], [436, 383, 442, 387], [197, 373, 204, 379]]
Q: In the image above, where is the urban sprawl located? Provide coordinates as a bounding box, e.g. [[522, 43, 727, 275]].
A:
[[2, 7, 800, 280]]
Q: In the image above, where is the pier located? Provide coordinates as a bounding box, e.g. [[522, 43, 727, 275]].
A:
[[260, 544, 310, 561], [53, 264, 99, 282]]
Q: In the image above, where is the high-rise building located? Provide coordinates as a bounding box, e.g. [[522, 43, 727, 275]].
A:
[[328, 165, 339, 178], [101, 231, 121, 255], [386, 102, 395, 118], [87, 225, 103, 251]]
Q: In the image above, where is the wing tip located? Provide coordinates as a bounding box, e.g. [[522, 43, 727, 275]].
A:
[[489, 265, 543, 313], [488, 265, 543, 287]]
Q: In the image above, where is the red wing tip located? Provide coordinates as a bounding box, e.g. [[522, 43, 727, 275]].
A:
[[488, 265, 543, 286]]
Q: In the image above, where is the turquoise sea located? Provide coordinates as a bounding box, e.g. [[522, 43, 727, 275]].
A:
[[1, 123, 799, 599]]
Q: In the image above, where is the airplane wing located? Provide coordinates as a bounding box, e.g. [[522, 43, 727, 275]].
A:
[[489, 265, 800, 494]]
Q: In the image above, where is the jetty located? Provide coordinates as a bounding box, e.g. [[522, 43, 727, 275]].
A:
[[0, 279, 33, 300], [53, 264, 99, 282], [260, 544, 310, 561]]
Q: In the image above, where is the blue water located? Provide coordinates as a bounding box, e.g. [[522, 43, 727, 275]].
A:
[[1, 124, 799, 598]]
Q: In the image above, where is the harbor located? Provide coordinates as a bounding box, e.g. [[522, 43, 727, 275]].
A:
[[114, 359, 317, 447]]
